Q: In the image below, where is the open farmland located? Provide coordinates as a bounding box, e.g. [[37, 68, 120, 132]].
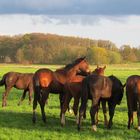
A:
[[0, 63, 140, 140]]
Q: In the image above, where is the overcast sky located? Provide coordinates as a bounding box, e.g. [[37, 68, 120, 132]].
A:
[[0, 0, 140, 47]]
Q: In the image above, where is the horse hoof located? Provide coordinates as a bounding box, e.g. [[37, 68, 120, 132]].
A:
[[137, 126, 140, 132], [76, 119, 79, 125], [107, 125, 111, 129], [69, 109, 73, 114], [42, 119, 46, 123], [104, 121, 109, 127], [61, 122, 65, 127], [96, 120, 99, 125], [32, 118, 36, 124], [32, 116, 37, 124], [61, 120, 65, 126], [77, 125, 81, 131], [91, 125, 97, 132], [2, 103, 6, 107]]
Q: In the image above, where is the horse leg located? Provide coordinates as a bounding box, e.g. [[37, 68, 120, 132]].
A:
[[72, 97, 80, 124], [77, 96, 88, 131], [102, 100, 108, 127], [18, 90, 27, 106], [59, 93, 64, 111], [108, 102, 116, 129], [128, 110, 133, 129], [127, 99, 133, 129], [28, 87, 33, 105], [61, 94, 72, 126], [32, 91, 38, 124], [83, 106, 87, 119], [90, 104, 98, 132], [2, 86, 12, 107], [95, 103, 100, 125]]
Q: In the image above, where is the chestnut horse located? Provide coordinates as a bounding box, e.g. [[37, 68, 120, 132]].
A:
[[60, 66, 106, 126], [32, 57, 90, 123], [77, 74, 112, 131], [126, 75, 140, 131], [0, 72, 34, 107]]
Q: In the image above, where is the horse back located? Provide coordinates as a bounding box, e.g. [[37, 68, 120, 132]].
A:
[[88, 75, 112, 98], [33, 68, 53, 88], [15, 73, 34, 89]]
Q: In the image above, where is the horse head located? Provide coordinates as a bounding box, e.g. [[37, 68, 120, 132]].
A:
[[92, 65, 106, 76], [74, 56, 90, 74]]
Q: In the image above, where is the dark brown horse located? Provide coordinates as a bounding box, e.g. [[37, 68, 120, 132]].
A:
[[77, 74, 112, 131], [32, 57, 90, 124], [60, 66, 106, 126], [126, 75, 140, 131], [96, 75, 125, 129], [0, 72, 34, 107]]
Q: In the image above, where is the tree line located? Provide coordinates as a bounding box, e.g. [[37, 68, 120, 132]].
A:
[[0, 33, 139, 64]]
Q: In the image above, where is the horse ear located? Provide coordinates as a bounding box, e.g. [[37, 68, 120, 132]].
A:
[[103, 65, 106, 70], [97, 65, 99, 68], [82, 56, 86, 60]]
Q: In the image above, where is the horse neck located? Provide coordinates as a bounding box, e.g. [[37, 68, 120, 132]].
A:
[[67, 66, 78, 77], [92, 71, 104, 76], [55, 65, 79, 83]]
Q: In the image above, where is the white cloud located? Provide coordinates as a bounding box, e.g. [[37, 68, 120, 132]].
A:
[[0, 14, 140, 47]]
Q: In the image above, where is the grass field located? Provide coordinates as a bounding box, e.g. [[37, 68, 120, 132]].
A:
[[0, 63, 140, 140]]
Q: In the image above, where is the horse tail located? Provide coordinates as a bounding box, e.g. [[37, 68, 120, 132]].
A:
[[133, 82, 138, 111], [0, 73, 6, 86], [79, 77, 89, 116], [78, 77, 89, 130], [81, 77, 89, 105], [33, 74, 41, 102]]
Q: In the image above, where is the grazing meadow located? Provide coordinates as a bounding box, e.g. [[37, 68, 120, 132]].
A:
[[0, 63, 140, 140]]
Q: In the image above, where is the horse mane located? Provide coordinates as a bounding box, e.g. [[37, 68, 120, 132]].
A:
[[55, 57, 85, 72]]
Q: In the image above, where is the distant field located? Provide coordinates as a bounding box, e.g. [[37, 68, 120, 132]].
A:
[[0, 63, 140, 140]]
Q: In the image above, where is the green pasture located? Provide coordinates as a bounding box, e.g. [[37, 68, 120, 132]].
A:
[[0, 63, 140, 140]]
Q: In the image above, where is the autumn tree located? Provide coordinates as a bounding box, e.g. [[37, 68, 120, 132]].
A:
[[16, 49, 24, 63], [120, 45, 137, 62]]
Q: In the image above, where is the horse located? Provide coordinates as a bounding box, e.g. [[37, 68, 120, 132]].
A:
[[32, 57, 90, 124], [77, 74, 112, 131], [96, 75, 125, 129], [60, 65, 106, 126], [0, 72, 34, 107], [126, 75, 140, 131]]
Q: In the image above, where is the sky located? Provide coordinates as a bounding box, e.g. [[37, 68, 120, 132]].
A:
[[0, 0, 140, 47]]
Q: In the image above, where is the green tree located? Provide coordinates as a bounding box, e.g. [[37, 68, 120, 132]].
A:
[[108, 51, 122, 64]]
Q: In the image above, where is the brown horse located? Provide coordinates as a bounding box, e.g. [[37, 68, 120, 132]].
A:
[[32, 57, 90, 124], [60, 66, 106, 126], [77, 74, 112, 131], [96, 75, 125, 129], [126, 75, 140, 131], [0, 72, 34, 107]]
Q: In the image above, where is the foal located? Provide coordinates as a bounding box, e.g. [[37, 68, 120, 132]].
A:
[[97, 75, 125, 129], [77, 74, 112, 131], [0, 72, 33, 107]]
